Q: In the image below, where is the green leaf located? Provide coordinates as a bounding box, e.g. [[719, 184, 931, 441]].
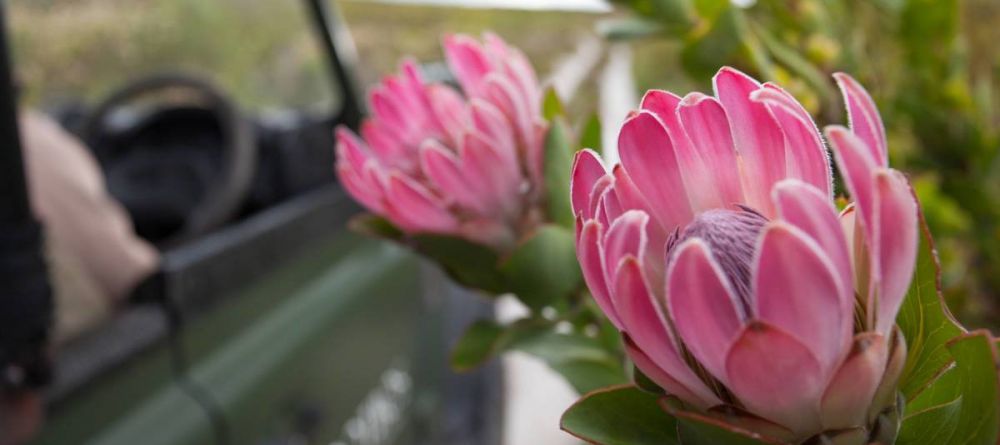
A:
[[673, 411, 782, 445], [544, 119, 576, 228], [631, 365, 666, 396], [514, 329, 615, 364], [681, 7, 747, 80], [749, 21, 838, 108], [609, 0, 697, 33], [450, 320, 505, 372], [691, 0, 730, 21], [543, 87, 566, 121], [596, 17, 664, 41], [514, 329, 627, 393], [347, 213, 403, 240], [561, 385, 680, 445], [449, 318, 551, 371], [897, 331, 1000, 445], [580, 113, 602, 154], [501, 224, 582, 310], [895, 209, 965, 400], [413, 234, 506, 293], [450, 316, 626, 391], [550, 359, 632, 394]]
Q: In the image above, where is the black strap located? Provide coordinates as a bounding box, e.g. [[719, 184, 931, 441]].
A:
[[0, 220, 53, 390]]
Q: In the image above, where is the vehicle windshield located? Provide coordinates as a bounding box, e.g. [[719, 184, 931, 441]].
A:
[[10, 0, 338, 112]]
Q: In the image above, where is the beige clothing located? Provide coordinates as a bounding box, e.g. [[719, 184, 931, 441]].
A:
[[20, 112, 158, 342]]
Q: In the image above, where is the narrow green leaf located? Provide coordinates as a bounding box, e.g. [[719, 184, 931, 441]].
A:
[[544, 119, 576, 228], [413, 234, 506, 293], [501, 224, 582, 310], [580, 113, 603, 154], [681, 7, 747, 80], [543, 87, 566, 121], [561, 385, 680, 445], [596, 17, 664, 41], [750, 21, 838, 108], [895, 209, 965, 400]]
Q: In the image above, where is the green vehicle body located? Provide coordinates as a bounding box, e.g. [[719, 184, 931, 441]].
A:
[[32, 188, 502, 445]]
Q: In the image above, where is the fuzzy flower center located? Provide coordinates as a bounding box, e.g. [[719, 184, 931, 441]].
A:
[[668, 207, 768, 316]]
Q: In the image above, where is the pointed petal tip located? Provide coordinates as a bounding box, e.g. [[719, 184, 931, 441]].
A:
[[679, 91, 714, 107]]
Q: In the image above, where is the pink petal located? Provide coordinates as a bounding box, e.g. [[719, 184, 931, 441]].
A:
[[427, 84, 468, 147], [666, 239, 745, 382], [370, 87, 413, 135], [612, 165, 669, 285], [677, 92, 745, 206], [482, 74, 540, 182], [420, 140, 488, 214], [602, 211, 647, 281], [642, 90, 722, 212], [820, 333, 888, 430], [483, 32, 540, 117], [725, 322, 823, 435], [713, 67, 787, 215], [610, 165, 651, 215], [871, 327, 908, 417], [469, 99, 517, 166], [618, 111, 694, 231], [578, 220, 622, 329], [753, 222, 851, 373], [336, 127, 372, 171], [360, 121, 412, 171], [752, 86, 832, 197], [384, 174, 458, 233], [336, 163, 384, 215], [840, 204, 858, 274], [827, 126, 878, 241], [598, 186, 625, 225], [336, 128, 387, 213], [587, 175, 615, 224], [771, 180, 854, 319], [872, 169, 918, 336], [833, 73, 887, 167], [443, 34, 493, 99], [459, 132, 521, 216], [625, 339, 721, 410], [841, 203, 874, 305], [571, 149, 608, 219]]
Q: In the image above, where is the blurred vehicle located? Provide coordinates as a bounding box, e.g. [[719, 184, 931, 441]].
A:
[[2, 1, 504, 444]]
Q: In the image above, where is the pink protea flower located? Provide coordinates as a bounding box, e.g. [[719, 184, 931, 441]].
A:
[[571, 67, 917, 441], [336, 33, 545, 249]]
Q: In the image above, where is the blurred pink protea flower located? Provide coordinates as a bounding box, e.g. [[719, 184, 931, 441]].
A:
[[572, 67, 917, 442], [336, 33, 545, 249]]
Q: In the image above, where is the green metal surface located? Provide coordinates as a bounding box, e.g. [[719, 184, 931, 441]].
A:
[[34, 232, 435, 445]]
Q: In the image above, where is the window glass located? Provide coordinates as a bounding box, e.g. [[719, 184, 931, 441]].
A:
[[10, 0, 338, 112]]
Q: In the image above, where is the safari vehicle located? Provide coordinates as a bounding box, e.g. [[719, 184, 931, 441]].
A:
[[1, 1, 504, 444]]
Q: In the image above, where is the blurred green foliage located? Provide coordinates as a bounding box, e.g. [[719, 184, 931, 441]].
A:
[[610, 0, 1000, 329]]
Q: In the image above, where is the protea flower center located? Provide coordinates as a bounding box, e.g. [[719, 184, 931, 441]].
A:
[[668, 207, 767, 314]]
